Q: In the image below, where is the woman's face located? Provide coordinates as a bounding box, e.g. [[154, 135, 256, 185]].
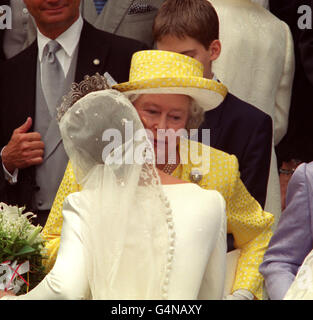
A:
[[133, 94, 191, 163]]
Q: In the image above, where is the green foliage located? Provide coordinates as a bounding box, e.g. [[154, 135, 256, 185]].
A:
[[0, 203, 46, 294]]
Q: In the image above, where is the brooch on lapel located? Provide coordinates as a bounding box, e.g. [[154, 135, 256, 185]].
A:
[[190, 168, 203, 184], [93, 59, 100, 66]]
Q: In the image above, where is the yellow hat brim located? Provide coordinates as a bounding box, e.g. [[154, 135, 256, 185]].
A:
[[113, 77, 228, 111]]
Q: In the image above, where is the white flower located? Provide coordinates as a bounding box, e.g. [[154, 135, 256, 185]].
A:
[[0, 202, 42, 242], [0, 202, 20, 220]]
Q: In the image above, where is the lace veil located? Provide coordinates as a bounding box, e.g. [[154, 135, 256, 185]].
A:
[[58, 75, 175, 299]]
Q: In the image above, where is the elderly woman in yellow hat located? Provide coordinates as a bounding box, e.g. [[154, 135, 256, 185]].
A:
[[40, 50, 273, 300], [1, 59, 228, 300]]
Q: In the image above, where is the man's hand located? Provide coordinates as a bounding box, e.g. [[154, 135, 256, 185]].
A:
[[2, 117, 45, 174]]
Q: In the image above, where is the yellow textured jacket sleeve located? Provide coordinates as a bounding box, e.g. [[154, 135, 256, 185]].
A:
[[172, 143, 274, 300], [42, 161, 81, 272], [222, 153, 274, 299]]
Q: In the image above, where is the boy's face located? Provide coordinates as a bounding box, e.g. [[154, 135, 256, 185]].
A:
[[157, 35, 220, 79]]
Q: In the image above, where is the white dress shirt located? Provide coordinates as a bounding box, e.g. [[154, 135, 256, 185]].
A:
[[37, 15, 83, 78]]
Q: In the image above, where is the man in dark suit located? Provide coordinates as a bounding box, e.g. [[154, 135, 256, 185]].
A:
[[154, 0, 272, 209], [198, 94, 272, 209], [0, 0, 163, 61], [0, 0, 147, 226]]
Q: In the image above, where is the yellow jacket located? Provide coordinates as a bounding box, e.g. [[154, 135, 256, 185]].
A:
[[42, 142, 274, 300]]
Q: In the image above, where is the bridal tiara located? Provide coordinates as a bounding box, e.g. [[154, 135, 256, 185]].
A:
[[57, 73, 111, 122]]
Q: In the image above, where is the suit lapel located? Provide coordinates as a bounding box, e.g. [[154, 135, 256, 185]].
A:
[[200, 96, 228, 148], [24, 16, 37, 50], [6, 41, 38, 189], [74, 21, 111, 82], [89, 0, 134, 34], [80, 0, 98, 24], [21, 42, 38, 125]]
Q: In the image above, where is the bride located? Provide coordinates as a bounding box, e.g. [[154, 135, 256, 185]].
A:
[[1, 85, 226, 300]]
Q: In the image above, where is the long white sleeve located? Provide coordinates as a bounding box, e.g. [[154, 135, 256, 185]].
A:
[[1, 194, 89, 300], [198, 193, 227, 300], [1, 185, 227, 300]]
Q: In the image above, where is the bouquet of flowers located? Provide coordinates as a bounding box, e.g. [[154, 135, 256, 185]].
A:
[[0, 202, 46, 294]]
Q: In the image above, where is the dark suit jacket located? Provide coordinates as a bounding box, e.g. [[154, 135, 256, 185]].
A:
[[0, 20, 147, 211], [0, 0, 10, 60], [272, 0, 313, 164], [269, 0, 299, 35], [198, 93, 273, 208]]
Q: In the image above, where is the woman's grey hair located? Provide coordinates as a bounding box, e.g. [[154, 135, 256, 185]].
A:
[[128, 94, 141, 104], [129, 94, 204, 131], [187, 99, 204, 130]]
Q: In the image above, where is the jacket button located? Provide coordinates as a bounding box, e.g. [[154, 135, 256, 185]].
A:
[[93, 59, 100, 66]]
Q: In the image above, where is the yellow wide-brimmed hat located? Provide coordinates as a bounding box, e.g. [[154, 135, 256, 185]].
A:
[[113, 50, 228, 111]]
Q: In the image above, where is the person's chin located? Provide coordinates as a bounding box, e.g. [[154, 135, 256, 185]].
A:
[[41, 6, 70, 21]]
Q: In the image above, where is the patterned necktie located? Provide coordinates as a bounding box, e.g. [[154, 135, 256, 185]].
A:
[[41, 40, 65, 116], [93, 0, 107, 14]]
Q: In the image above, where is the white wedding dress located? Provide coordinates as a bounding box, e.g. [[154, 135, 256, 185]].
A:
[[2, 183, 226, 300], [1, 88, 227, 300]]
